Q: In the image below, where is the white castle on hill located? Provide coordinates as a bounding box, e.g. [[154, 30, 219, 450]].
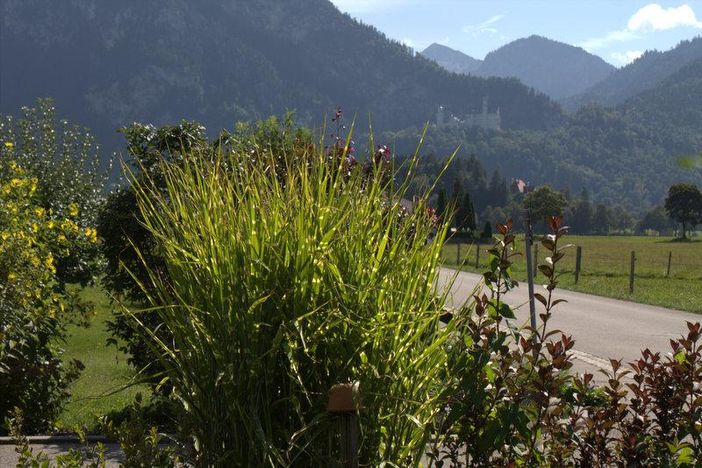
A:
[[436, 97, 501, 131]]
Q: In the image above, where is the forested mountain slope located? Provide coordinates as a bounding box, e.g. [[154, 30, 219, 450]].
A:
[[563, 37, 702, 109], [0, 0, 562, 153], [621, 57, 702, 154], [385, 70, 702, 212]]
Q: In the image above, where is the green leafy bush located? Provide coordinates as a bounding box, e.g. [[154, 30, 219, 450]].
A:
[[429, 217, 702, 466], [8, 408, 107, 468], [121, 128, 458, 465], [102, 393, 178, 467]]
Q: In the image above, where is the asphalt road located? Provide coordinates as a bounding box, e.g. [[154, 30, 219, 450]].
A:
[[438, 267, 701, 375]]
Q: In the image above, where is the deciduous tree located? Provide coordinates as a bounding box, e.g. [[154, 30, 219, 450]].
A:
[[664, 183, 702, 239], [523, 185, 567, 226]]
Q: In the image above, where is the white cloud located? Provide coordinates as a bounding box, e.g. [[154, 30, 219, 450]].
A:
[[401, 37, 416, 49], [581, 30, 640, 50], [462, 14, 504, 37], [611, 50, 644, 65], [581, 3, 702, 51], [628, 3, 702, 32]]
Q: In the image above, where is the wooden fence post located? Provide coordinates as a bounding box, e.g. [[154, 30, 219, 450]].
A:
[[328, 383, 359, 468], [666, 251, 672, 278], [533, 244, 539, 277], [574, 246, 582, 284], [629, 251, 636, 294], [475, 242, 480, 269], [524, 211, 537, 330], [456, 242, 461, 265]]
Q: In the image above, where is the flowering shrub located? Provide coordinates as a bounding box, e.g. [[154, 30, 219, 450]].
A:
[[0, 142, 97, 432], [0, 99, 107, 286]]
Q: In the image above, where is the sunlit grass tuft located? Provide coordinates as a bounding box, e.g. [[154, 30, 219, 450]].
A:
[[123, 135, 463, 465]]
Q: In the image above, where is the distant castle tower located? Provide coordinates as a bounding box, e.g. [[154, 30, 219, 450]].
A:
[[464, 96, 501, 130], [435, 96, 501, 131]]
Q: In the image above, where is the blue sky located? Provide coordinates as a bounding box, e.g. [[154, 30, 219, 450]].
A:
[[329, 1, 702, 66]]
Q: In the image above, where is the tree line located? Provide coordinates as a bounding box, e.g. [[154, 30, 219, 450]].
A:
[[403, 153, 701, 238]]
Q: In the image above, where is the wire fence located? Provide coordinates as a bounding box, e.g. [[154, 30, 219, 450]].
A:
[[443, 238, 702, 282]]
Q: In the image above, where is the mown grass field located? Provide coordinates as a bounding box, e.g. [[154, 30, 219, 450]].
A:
[[58, 287, 148, 431], [442, 235, 702, 313]]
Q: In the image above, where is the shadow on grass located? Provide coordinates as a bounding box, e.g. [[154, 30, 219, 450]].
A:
[[657, 237, 701, 243]]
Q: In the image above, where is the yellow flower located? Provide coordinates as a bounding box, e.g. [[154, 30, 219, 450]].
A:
[[68, 203, 79, 217], [10, 178, 23, 188], [4, 142, 14, 149], [85, 227, 98, 243], [35, 207, 45, 218], [8, 272, 17, 282], [47, 220, 55, 229], [61, 219, 78, 232], [57, 233, 67, 242]]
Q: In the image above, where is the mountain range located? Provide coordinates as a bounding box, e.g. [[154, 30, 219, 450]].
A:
[[1, 0, 701, 211], [421, 36, 615, 99], [0, 0, 561, 152], [422, 36, 702, 110], [420, 43, 482, 74], [402, 37, 702, 211]]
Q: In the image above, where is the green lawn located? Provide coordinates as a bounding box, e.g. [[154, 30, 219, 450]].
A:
[[442, 235, 702, 313], [57, 287, 148, 431]]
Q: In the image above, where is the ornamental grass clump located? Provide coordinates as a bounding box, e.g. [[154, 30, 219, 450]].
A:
[[126, 133, 458, 465]]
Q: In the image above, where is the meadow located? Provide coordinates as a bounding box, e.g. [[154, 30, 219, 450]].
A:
[[442, 235, 702, 313], [58, 287, 147, 430]]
